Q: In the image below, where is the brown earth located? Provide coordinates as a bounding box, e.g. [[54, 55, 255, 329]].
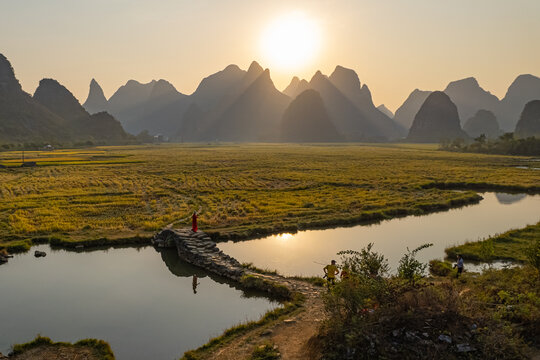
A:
[[200, 276, 327, 360], [8, 345, 102, 360]]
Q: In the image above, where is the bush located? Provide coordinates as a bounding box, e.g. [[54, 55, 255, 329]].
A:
[[397, 243, 433, 285], [338, 243, 389, 277], [429, 259, 453, 276]]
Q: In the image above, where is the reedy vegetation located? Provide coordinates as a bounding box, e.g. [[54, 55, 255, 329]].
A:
[[0, 143, 538, 252], [318, 243, 540, 359]]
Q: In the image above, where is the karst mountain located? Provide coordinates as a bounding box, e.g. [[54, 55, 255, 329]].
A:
[[407, 91, 468, 142], [463, 110, 501, 139], [0, 53, 130, 144], [280, 89, 342, 142], [4, 50, 540, 145], [514, 100, 540, 138]]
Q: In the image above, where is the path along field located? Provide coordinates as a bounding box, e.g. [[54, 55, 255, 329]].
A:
[[0, 143, 539, 251]]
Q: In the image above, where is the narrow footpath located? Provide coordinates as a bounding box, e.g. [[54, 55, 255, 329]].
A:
[[152, 228, 327, 360]]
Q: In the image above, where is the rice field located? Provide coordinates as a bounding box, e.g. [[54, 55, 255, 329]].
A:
[[0, 143, 538, 250]]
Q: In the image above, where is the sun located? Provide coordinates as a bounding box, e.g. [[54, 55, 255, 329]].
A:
[[260, 12, 321, 71]]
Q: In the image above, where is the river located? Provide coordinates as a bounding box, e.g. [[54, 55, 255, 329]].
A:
[[2, 192, 539, 359], [219, 192, 540, 276]]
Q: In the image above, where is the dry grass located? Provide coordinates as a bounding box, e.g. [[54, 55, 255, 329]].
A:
[[0, 143, 538, 250]]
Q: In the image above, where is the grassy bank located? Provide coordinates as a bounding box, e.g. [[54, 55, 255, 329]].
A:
[[0, 234, 152, 254], [2, 144, 537, 251], [181, 292, 305, 360], [445, 222, 540, 262], [10, 335, 114, 359], [315, 242, 540, 359]]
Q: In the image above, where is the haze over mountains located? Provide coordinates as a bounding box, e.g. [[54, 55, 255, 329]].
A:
[[0, 54, 130, 144], [78, 62, 540, 142], [394, 74, 540, 135], [463, 110, 501, 139], [515, 100, 540, 139], [83, 61, 405, 142], [2, 51, 539, 145]]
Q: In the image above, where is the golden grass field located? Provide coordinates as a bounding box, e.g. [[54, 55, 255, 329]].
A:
[[0, 143, 538, 251]]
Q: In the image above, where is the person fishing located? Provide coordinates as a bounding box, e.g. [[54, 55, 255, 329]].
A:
[[192, 211, 198, 232], [454, 254, 464, 277], [323, 260, 340, 286]]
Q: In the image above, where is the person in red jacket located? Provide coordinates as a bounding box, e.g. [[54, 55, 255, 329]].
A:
[[192, 211, 198, 232]]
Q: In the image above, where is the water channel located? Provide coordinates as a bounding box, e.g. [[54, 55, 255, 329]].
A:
[[220, 192, 540, 276], [2, 192, 539, 359], [0, 246, 278, 359]]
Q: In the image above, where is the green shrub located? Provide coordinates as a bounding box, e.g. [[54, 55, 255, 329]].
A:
[[428, 259, 453, 276], [338, 243, 389, 277], [397, 243, 433, 285]]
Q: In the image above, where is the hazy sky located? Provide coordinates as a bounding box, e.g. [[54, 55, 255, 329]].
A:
[[2, 0, 540, 111]]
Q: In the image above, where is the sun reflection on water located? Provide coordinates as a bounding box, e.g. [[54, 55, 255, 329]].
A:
[[276, 233, 293, 242]]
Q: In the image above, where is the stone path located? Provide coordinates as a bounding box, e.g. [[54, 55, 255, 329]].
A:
[[153, 228, 323, 294], [153, 228, 325, 360], [153, 228, 244, 280]]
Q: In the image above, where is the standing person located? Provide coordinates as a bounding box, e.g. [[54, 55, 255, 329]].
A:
[[192, 211, 198, 232], [324, 260, 339, 287], [455, 254, 464, 277]]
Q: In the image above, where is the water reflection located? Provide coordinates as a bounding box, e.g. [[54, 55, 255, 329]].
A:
[[159, 248, 274, 299], [219, 193, 540, 276], [0, 245, 278, 360], [495, 193, 526, 204]]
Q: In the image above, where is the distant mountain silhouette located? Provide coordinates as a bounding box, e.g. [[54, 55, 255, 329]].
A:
[[0, 53, 129, 144], [84, 112, 132, 142], [498, 74, 540, 131], [0, 54, 70, 142], [377, 104, 393, 118], [34, 79, 89, 121], [175, 61, 293, 142], [407, 91, 468, 142], [176, 103, 205, 141], [177, 63, 404, 142], [309, 70, 374, 140], [281, 89, 342, 142], [82, 79, 108, 114], [105, 79, 189, 135], [394, 89, 432, 130], [33, 78, 130, 143], [463, 110, 501, 139], [283, 76, 310, 99], [328, 66, 405, 139], [189, 64, 246, 111], [202, 67, 290, 141], [444, 77, 499, 125], [514, 100, 540, 138]]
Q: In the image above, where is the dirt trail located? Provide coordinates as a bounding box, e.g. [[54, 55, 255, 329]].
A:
[[203, 277, 326, 360]]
